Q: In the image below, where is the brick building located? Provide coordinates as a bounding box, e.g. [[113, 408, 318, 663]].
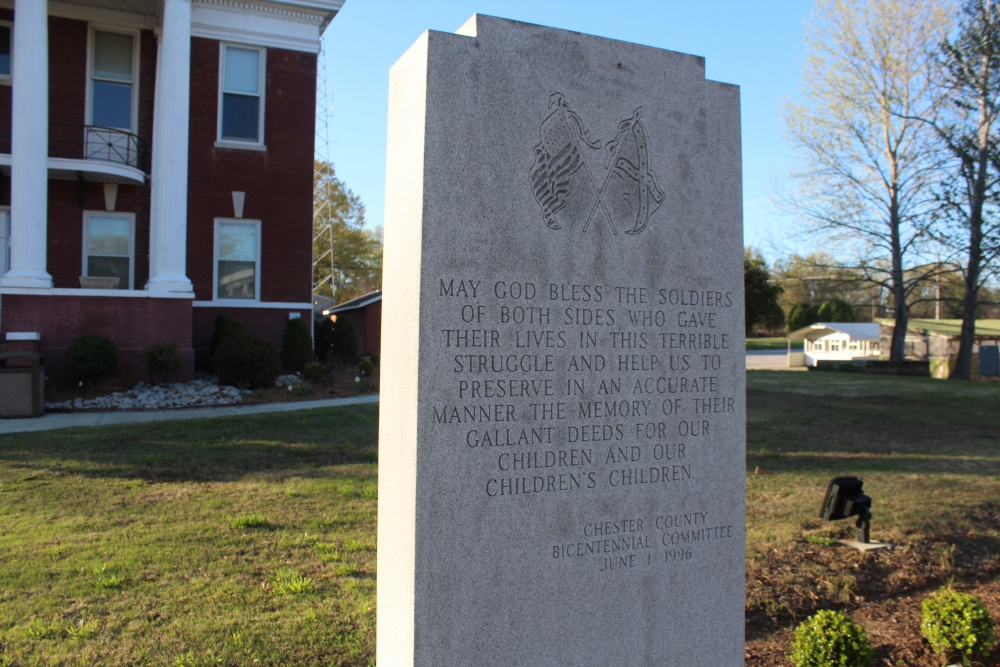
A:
[[0, 0, 342, 385]]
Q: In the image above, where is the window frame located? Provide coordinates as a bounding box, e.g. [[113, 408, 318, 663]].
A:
[[213, 218, 262, 303], [85, 24, 141, 133], [82, 210, 136, 290], [0, 21, 13, 85], [216, 42, 267, 149]]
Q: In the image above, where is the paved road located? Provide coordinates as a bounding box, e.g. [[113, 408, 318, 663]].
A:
[[746, 350, 805, 371], [0, 394, 380, 435]]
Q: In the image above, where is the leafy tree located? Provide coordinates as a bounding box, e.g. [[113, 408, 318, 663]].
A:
[[773, 253, 874, 320], [782, 0, 955, 359], [788, 303, 821, 331], [744, 249, 784, 335], [928, 0, 1000, 379], [313, 161, 383, 304], [817, 298, 855, 321]]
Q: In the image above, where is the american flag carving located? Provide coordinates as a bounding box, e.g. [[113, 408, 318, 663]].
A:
[[528, 94, 664, 236], [528, 93, 602, 230]]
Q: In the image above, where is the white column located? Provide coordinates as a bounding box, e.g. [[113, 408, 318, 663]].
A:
[[1, 0, 52, 289], [147, 0, 193, 294]]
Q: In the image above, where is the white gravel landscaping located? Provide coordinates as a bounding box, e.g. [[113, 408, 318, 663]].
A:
[[46, 379, 243, 411]]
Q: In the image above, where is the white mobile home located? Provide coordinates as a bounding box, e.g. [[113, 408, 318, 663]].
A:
[[787, 323, 881, 367]]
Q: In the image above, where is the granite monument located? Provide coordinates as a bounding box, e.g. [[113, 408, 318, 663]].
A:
[[379, 15, 745, 666]]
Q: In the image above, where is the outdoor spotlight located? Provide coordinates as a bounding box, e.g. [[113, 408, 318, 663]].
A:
[[819, 476, 873, 543]]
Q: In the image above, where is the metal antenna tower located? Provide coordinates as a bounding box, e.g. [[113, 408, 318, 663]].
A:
[[312, 41, 336, 301]]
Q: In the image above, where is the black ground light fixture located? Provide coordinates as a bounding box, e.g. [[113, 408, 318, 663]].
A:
[[819, 476, 873, 543]]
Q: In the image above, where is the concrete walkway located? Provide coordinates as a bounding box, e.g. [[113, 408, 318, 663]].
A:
[[0, 394, 380, 435]]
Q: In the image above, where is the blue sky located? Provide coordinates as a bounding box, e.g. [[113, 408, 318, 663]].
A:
[[321, 0, 816, 262]]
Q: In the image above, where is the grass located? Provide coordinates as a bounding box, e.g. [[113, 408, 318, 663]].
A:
[[745, 370, 1000, 622], [3, 372, 999, 663], [0, 405, 378, 667], [747, 337, 802, 350]]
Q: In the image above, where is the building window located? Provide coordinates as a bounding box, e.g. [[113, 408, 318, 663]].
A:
[[90, 29, 136, 130], [215, 219, 261, 300], [219, 44, 265, 144], [83, 212, 134, 290], [0, 24, 11, 81], [0, 209, 9, 274], [829, 341, 841, 352]]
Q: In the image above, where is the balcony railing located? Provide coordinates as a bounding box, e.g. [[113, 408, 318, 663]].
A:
[[83, 126, 147, 172]]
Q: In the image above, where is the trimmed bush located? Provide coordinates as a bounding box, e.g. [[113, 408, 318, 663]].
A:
[[358, 358, 375, 378], [314, 315, 358, 365], [281, 317, 313, 372], [366, 352, 379, 367], [789, 609, 873, 667], [143, 342, 180, 384], [302, 362, 326, 384], [921, 588, 996, 666], [210, 314, 248, 360], [67, 335, 118, 384], [212, 333, 279, 389]]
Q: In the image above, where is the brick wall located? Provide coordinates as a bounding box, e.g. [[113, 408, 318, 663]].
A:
[[42, 21, 155, 289], [192, 306, 310, 370], [187, 37, 316, 304], [48, 16, 87, 160], [0, 294, 194, 387], [47, 181, 152, 289]]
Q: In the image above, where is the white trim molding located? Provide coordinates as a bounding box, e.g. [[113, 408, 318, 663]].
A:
[[191, 0, 342, 53], [0, 287, 194, 299], [6, 332, 40, 341], [193, 300, 313, 309]]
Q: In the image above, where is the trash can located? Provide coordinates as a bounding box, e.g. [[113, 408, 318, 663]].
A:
[[0, 352, 45, 418], [981, 345, 999, 377]]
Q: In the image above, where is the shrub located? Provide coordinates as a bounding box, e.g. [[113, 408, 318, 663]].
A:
[[143, 342, 180, 384], [302, 362, 326, 383], [358, 358, 375, 378], [212, 333, 279, 389], [314, 315, 358, 365], [281, 317, 313, 372], [367, 352, 380, 367], [209, 314, 248, 361], [789, 610, 874, 667], [67, 335, 118, 384], [921, 588, 996, 666]]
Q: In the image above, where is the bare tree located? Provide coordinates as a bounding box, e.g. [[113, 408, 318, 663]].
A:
[[930, 0, 1000, 379], [782, 0, 955, 360]]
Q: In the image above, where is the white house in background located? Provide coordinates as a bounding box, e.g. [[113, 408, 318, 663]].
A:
[[787, 322, 882, 367]]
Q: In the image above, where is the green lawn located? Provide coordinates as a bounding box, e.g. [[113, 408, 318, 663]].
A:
[[1, 373, 999, 664], [0, 407, 378, 667], [747, 337, 801, 350]]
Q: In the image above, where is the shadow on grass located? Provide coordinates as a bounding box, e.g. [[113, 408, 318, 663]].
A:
[[0, 404, 379, 482]]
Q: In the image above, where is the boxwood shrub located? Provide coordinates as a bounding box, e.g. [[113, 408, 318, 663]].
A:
[[143, 342, 181, 384], [789, 609, 873, 667], [281, 317, 313, 372], [212, 333, 279, 389], [67, 335, 118, 384], [921, 588, 996, 666]]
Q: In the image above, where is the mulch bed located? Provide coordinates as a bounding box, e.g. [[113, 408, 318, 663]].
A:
[[747, 509, 1000, 666]]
